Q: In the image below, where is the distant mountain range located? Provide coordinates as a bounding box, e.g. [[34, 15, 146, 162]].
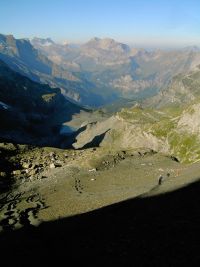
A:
[[31, 36, 200, 103], [1, 33, 200, 108]]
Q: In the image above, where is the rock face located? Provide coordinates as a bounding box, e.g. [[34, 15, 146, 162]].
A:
[[0, 34, 52, 75], [178, 103, 200, 134], [83, 37, 130, 53]]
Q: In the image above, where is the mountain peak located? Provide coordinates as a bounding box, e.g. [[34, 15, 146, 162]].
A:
[[31, 37, 55, 47], [0, 33, 14, 39], [84, 37, 130, 53], [87, 37, 118, 45], [0, 33, 15, 45], [90, 37, 101, 42]]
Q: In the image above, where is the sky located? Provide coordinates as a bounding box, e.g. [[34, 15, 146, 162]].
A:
[[1, 0, 200, 48]]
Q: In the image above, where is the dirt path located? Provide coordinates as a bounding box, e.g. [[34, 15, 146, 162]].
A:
[[36, 152, 200, 222]]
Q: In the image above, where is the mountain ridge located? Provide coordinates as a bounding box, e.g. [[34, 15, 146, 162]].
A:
[[31, 35, 200, 103]]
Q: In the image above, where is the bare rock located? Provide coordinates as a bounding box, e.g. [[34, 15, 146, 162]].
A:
[[50, 163, 56, 169]]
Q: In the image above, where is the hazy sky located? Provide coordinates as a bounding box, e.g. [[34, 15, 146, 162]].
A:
[[1, 0, 200, 48]]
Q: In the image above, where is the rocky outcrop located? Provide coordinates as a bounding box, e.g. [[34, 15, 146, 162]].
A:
[[177, 103, 200, 134], [73, 103, 200, 163], [73, 107, 169, 153]]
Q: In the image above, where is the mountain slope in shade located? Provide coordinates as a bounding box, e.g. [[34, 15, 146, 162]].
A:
[[0, 34, 117, 107], [0, 59, 83, 145]]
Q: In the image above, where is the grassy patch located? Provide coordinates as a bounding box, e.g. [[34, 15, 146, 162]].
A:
[[168, 132, 200, 163], [150, 119, 176, 138], [42, 93, 56, 102], [118, 107, 162, 124]]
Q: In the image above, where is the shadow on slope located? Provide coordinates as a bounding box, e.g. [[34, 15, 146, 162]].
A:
[[81, 129, 110, 149], [0, 145, 20, 192], [0, 179, 200, 266], [0, 59, 87, 147]]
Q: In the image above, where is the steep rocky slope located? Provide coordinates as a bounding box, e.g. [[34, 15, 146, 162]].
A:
[[0, 60, 82, 145], [73, 102, 200, 163], [145, 65, 200, 108]]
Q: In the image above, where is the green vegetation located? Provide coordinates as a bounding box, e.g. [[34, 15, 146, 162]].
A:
[[150, 119, 176, 138], [168, 132, 200, 163], [161, 105, 183, 117], [118, 106, 161, 124], [112, 102, 200, 163]]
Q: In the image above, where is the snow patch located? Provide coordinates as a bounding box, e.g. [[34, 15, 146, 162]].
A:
[[0, 101, 10, 110]]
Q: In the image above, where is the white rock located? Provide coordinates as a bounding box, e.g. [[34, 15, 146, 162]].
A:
[[89, 168, 96, 172], [50, 163, 55, 169]]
